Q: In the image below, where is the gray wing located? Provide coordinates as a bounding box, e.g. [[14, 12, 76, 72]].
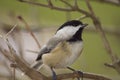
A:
[[36, 27, 72, 61], [36, 36, 62, 61]]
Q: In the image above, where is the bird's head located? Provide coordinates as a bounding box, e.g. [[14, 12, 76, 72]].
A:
[[55, 20, 88, 42]]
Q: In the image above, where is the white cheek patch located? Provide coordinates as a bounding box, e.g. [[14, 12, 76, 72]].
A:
[[55, 25, 82, 40]]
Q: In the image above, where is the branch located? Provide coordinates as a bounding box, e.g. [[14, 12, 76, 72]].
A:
[[54, 72, 111, 80], [17, 16, 41, 48], [60, 0, 73, 8], [104, 63, 115, 69], [26, 49, 39, 54], [74, 0, 78, 8], [105, 60, 120, 73], [5, 24, 17, 38], [77, 15, 88, 20], [0, 40, 48, 80], [47, 0, 53, 7], [92, 0, 120, 6], [18, 0, 92, 17], [18, 0, 74, 12], [85, 0, 115, 61], [85, 0, 120, 73]]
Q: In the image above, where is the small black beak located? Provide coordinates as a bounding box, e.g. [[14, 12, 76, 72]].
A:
[[83, 23, 88, 27]]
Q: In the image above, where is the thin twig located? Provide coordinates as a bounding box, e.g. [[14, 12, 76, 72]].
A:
[[104, 63, 115, 69], [92, 0, 120, 6], [85, 0, 95, 16], [18, 0, 74, 12], [60, 0, 73, 8], [77, 15, 88, 20], [5, 24, 17, 38], [85, 0, 120, 73], [47, 0, 53, 8], [85, 0, 116, 62], [18, 0, 92, 17], [74, 0, 78, 8], [27, 49, 39, 54], [17, 16, 41, 49], [6, 39, 16, 80]]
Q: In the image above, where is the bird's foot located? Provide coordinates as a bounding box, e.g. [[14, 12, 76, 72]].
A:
[[52, 71, 57, 80], [67, 67, 83, 80], [51, 68, 57, 80], [73, 70, 83, 80]]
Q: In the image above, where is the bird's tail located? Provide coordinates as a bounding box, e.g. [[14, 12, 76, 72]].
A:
[[21, 60, 43, 76], [31, 60, 43, 70], [31, 60, 52, 77]]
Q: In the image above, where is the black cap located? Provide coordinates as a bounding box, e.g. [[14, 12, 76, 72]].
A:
[[57, 20, 83, 31]]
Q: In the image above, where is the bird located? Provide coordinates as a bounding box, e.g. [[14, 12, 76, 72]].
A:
[[31, 20, 88, 80]]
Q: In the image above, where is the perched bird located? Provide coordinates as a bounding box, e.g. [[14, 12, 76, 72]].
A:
[[31, 20, 88, 80]]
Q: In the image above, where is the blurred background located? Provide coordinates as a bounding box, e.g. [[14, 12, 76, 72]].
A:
[[0, 0, 120, 80]]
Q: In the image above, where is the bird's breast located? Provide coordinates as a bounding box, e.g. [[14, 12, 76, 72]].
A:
[[65, 41, 83, 66], [42, 41, 83, 68]]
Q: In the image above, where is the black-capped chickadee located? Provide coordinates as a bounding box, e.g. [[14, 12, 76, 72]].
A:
[[31, 20, 88, 80]]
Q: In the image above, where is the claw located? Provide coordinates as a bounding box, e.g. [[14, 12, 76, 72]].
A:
[[74, 71, 83, 80], [67, 67, 83, 80]]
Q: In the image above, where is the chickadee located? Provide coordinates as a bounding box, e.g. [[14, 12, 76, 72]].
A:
[[31, 20, 88, 80]]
